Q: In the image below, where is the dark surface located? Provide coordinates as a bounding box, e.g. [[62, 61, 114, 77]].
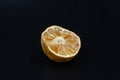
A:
[[0, 0, 119, 80]]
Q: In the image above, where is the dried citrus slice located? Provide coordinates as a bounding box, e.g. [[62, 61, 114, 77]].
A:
[[41, 25, 81, 62]]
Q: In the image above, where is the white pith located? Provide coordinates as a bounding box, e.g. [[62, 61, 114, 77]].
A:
[[52, 36, 66, 45]]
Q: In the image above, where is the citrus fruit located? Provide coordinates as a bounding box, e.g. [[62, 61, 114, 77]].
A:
[[41, 25, 81, 62]]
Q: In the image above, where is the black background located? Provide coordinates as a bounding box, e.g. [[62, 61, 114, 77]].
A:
[[0, 0, 120, 80]]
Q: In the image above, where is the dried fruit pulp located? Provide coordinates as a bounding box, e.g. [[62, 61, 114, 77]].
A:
[[41, 25, 81, 62]]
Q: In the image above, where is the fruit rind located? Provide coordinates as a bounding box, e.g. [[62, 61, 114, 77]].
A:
[[41, 25, 81, 62]]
